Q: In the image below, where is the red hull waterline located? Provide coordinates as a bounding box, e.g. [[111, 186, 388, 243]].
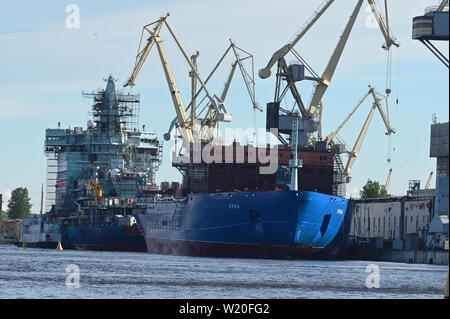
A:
[[144, 237, 343, 260]]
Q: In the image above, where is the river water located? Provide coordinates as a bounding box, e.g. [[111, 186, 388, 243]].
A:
[[0, 244, 447, 299]]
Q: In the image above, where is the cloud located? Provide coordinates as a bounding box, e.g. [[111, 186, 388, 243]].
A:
[[1, 189, 12, 211], [346, 187, 360, 199]]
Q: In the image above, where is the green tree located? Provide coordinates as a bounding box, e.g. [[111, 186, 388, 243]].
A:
[[359, 179, 389, 199], [7, 188, 32, 219]]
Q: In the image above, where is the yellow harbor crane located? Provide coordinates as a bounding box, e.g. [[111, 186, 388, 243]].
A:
[[163, 39, 262, 142], [259, 0, 399, 81], [259, 0, 399, 190], [259, 0, 399, 137], [124, 14, 231, 146], [324, 85, 395, 177]]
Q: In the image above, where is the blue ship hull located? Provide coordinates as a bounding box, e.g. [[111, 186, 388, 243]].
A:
[[65, 224, 147, 252], [134, 190, 354, 259]]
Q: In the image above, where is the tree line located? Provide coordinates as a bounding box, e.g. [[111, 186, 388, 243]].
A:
[[3, 187, 33, 220]]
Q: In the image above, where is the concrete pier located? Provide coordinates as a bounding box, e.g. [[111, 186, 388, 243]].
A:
[[343, 248, 449, 265]]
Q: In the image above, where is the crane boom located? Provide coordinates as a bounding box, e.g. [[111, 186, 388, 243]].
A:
[[385, 168, 392, 192], [370, 88, 395, 134], [438, 0, 449, 11], [221, 62, 238, 102], [345, 103, 377, 176], [344, 86, 395, 176], [308, 0, 364, 117], [125, 14, 236, 146], [124, 15, 167, 87], [190, 51, 199, 124], [230, 40, 262, 111], [258, 0, 335, 79], [124, 14, 194, 144], [324, 88, 372, 145], [163, 41, 259, 141], [154, 37, 194, 145], [367, 0, 400, 50]]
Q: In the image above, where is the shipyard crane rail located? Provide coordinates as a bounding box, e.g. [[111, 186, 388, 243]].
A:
[[324, 85, 395, 176], [124, 14, 231, 146]]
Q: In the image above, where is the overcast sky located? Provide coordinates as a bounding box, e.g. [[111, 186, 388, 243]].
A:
[[1, 0, 448, 213]]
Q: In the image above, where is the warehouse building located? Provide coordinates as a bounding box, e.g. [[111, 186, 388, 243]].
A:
[[349, 122, 449, 251], [349, 195, 434, 249]]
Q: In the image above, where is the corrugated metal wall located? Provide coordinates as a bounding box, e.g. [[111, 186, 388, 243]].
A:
[[350, 196, 434, 243]]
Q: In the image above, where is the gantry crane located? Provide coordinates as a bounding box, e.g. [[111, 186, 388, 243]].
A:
[[324, 85, 395, 177], [124, 14, 231, 146]]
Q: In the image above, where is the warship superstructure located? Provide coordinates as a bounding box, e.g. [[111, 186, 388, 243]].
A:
[[19, 76, 162, 251]]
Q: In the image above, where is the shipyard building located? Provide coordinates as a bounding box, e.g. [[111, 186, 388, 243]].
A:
[[349, 122, 449, 252]]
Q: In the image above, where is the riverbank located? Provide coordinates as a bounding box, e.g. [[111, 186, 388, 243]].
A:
[[341, 248, 449, 265]]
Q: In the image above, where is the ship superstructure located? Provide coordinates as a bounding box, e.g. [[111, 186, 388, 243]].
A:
[[19, 76, 161, 251], [44, 75, 162, 215]]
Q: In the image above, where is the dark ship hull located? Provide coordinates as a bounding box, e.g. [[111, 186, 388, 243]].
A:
[[65, 224, 146, 252], [134, 190, 354, 259]]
